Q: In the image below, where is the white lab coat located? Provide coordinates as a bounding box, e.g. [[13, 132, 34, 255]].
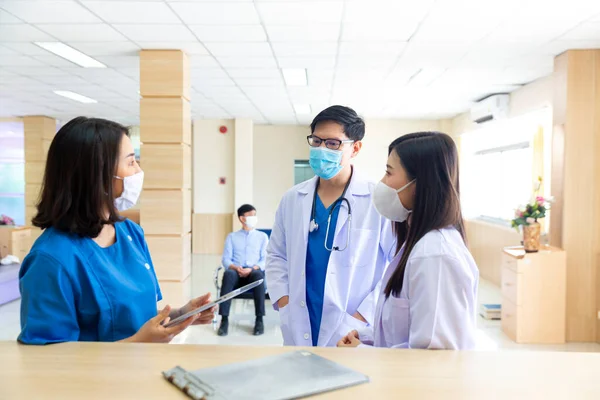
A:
[[266, 170, 396, 347], [357, 227, 479, 349]]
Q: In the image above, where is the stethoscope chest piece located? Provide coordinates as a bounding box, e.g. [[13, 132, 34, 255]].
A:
[[309, 168, 354, 251]]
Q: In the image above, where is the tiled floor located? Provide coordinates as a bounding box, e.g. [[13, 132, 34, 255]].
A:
[[2, 254, 600, 353]]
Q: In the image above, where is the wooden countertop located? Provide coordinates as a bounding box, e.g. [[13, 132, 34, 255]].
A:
[[1, 342, 599, 399], [503, 245, 564, 259]]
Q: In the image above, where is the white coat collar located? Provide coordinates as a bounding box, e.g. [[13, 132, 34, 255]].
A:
[[296, 167, 371, 197]]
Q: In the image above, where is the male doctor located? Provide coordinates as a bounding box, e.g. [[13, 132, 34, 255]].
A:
[[266, 105, 396, 347]]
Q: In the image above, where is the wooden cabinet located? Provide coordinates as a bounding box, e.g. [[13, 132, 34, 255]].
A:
[[501, 246, 567, 344], [0, 226, 32, 261]]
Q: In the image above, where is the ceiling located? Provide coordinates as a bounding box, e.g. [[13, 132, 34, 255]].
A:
[[1, 0, 600, 126]]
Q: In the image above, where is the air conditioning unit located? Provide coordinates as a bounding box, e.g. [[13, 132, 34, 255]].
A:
[[470, 94, 510, 124]]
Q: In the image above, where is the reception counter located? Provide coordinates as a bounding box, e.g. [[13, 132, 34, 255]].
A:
[[1, 342, 599, 399]]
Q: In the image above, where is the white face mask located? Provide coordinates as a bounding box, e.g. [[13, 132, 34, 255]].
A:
[[114, 171, 144, 212], [372, 180, 415, 222], [244, 216, 258, 229]]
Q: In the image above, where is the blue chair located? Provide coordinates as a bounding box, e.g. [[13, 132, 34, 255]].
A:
[[212, 229, 271, 323]]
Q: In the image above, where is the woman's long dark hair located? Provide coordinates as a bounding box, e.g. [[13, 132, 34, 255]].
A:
[[384, 131, 466, 298], [32, 117, 128, 238]]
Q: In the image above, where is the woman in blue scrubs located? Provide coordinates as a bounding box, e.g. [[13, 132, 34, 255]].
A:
[[18, 117, 214, 345]]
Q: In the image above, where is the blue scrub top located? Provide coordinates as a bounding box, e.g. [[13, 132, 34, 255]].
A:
[[18, 219, 162, 345], [305, 196, 340, 346]]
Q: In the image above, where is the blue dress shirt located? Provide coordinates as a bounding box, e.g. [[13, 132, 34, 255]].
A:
[[221, 229, 269, 269]]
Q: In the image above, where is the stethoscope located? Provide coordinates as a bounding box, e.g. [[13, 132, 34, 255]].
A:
[[308, 168, 353, 252]]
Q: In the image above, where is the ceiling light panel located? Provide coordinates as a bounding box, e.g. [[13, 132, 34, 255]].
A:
[[282, 68, 307, 86], [293, 104, 311, 115], [54, 90, 98, 104], [34, 42, 106, 68], [67, 42, 141, 57]]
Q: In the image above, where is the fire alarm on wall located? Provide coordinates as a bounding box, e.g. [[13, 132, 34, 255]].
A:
[[219, 177, 226, 185], [219, 126, 227, 134]]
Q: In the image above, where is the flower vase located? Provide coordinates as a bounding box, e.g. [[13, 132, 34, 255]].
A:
[[523, 222, 541, 253]]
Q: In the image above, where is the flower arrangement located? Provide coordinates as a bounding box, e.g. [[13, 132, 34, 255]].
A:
[[511, 177, 553, 232], [0, 214, 15, 226]]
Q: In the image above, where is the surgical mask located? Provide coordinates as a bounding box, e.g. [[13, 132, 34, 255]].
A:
[[244, 216, 258, 229], [309, 147, 343, 180], [114, 171, 144, 211], [372, 180, 415, 222]]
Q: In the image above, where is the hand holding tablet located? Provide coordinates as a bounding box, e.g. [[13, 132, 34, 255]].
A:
[[164, 279, 264, 328]]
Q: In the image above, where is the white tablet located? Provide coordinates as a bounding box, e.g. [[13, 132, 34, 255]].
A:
[[164, 279, 264, 328]]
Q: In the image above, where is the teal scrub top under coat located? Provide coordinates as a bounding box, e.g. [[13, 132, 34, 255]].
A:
[[18, 219, 162, 345], [305, 196, 340, 346]]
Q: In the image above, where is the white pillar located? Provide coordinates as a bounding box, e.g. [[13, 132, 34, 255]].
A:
[[233, 118, 254, 230]]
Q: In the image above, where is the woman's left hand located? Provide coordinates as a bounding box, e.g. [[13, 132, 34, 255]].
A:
[[178, 293, 216, 325]]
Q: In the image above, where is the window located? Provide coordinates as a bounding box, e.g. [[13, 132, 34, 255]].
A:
[[0, 122, 25, 225], [294, 160, 315, 185], [460, 108, 552, 223]]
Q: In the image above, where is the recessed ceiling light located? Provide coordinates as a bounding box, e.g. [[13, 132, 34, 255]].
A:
[[34, 42, 106, 68], [294, 104, 311, 115], [53, 90, 98, 104], [282, 68, 307, 86]]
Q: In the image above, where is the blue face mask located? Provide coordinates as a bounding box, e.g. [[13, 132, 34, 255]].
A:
[[309, 147, 343, 180]]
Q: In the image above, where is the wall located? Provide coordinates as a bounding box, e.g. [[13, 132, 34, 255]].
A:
[[251, 119, 443, 229], [451, 75, 553, 137], [452, 75, 554, 287], [465, 219, 521, 285], [193, 119, 235, 214], [355, 119, 442, 182], [253, 124, 309, 229]]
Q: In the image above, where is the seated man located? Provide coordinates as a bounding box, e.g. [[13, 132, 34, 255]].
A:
[[218, 204, 269, 337]]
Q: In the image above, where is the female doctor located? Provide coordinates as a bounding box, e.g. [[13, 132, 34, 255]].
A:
[[266, 106, 396, 347], [338, 131, 479, 349], [19, 117, 214, 345]]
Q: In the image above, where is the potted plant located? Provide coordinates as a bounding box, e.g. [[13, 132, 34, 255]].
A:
[[511, 177, 552, 253], [0, 215, 15, 226]]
